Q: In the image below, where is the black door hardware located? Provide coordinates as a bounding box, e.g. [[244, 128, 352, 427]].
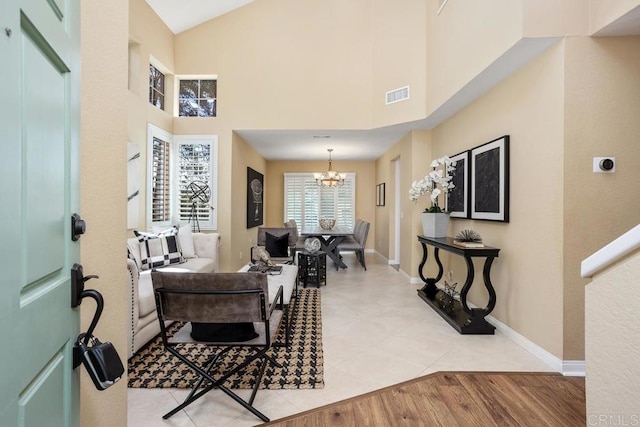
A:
[[71, 213, 86, 241], [71, 263, 125, 390]]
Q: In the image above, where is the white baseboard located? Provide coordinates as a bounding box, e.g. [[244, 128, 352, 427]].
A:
[[369, 253, 585, 375], [409, 285, 586, 376], [561, 360, 586, 376], [483, 311, 585, 376]]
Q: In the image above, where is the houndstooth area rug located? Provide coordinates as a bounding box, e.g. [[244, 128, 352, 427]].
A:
[[127, 288, 323, 390]]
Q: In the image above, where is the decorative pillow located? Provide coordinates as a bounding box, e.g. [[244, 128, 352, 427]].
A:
[[134, 226, 183, 270], [265, 232, 289, 257], [177, 224, 196, 258], [153, 224, 197, 258]]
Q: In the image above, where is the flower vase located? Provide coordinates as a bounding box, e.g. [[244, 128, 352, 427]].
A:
[[421, 212, 450, 238]]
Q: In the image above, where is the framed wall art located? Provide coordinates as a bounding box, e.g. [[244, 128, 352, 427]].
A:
[[447, 150, 470, 219], [376, 183, 385, 206], [470, 135, 510, 222], [246, 167, 264, 228]]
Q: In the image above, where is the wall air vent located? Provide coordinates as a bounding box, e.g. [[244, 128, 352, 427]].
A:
[[385, 86, 410, 105]]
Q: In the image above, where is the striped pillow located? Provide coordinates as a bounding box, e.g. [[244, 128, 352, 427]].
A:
[[134, 226, 183, 270]]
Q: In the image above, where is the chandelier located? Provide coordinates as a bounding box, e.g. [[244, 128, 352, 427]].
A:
[[314, 149, 346, 187]]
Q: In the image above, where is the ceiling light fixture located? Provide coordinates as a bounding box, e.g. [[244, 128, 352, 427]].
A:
[[314, 149, 346, 187]]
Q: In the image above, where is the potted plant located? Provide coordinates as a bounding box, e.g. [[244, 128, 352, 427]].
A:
[[409, 156, 456, 237]]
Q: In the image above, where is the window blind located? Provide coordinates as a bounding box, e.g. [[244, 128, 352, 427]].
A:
[[151, 137, 170, 222], [284, 173, 356, 231]]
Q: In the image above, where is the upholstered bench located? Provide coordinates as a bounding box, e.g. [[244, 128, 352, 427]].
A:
[[237, 263, 298, 345]]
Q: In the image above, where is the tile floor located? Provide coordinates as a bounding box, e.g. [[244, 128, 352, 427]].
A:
[[128, 252, 554, 426]]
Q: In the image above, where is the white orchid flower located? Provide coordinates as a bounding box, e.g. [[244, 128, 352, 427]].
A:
[[408, 155, 456, 211]]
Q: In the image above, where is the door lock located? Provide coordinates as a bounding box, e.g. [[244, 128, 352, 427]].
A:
[[71, 213, 86, 241]]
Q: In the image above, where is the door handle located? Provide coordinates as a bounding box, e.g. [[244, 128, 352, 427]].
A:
[[70, 264, 125, 387], [71, 263, 99, 308], [71, 213, 86, 241]]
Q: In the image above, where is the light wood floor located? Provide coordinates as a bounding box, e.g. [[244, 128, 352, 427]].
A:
[[262, 371, 586, 426]]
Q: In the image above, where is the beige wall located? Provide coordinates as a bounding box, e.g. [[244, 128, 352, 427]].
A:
[[427, 42, 566, 358], [128, 0, 175, 230], [371, 0, 428, 128], [231, 133, 268, 271], [590, 0, 640, 34], [426, 0, 522, 116], [563, 36, 640, 359], [374, 131, 434, 274], [80, 1, 128, 426], [174, 0, 374, 130], [522, 0, 588, 37]]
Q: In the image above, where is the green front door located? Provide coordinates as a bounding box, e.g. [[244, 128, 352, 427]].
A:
[[0, 0, 81, 425]]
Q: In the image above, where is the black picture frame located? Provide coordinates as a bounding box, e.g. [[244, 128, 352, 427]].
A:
[[470, 135, 510, 222], [447, 150, 470, 219], [247, 167, 264, 228], [376, 183, 385, 206]]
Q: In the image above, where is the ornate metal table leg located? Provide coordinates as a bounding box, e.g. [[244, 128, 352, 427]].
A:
[[458, 255, 475, 315], [417, 241, 429, 284], [482, 256, 497, 315], [459, 255, 496, 334], [418, 245, 443, 299]]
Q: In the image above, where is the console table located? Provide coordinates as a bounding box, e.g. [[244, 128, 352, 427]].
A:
[[416, 236, 500, 334]]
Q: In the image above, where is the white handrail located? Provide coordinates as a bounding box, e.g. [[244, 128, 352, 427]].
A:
[[581, 224, 640, 278]]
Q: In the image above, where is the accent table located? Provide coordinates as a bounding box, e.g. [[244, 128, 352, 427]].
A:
[[297, 250, 327, 288], [416, 235, 500, 334]]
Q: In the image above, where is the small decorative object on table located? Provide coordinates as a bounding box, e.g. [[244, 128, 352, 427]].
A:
[[304, 237, 321, 253], [319, 219, 336, 230], [453, 229, 484, 248], [253, 246, 274, 267], [439, 280, 458, 314]]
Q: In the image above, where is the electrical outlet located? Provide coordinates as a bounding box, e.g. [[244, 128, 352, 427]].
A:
[[239, 251, 243, 259]]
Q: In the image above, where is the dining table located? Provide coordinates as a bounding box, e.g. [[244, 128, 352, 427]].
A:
[[300, 226, 354, 269]]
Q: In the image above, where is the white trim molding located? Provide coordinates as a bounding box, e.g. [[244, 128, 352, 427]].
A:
[[581, 223, 640, 277], [486, 312, 585, 376]]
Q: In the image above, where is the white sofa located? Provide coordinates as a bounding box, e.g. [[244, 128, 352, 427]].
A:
[[126, 230, 221, 358]]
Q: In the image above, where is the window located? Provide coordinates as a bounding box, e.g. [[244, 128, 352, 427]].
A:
[[150, 135, 171, 222], [176, 137, 216, 229], [147, 125, 218, 229], [149, 65, 165, 110], [284, 173, 355, 232], [178, 79, 217, 117]]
